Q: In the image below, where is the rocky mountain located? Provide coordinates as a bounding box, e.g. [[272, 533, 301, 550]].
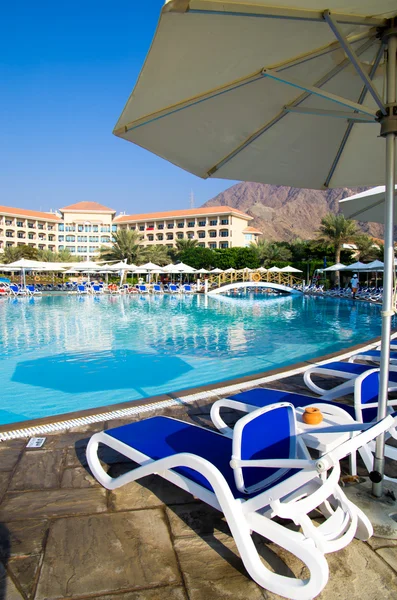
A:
[[202, 182, 383, 242]]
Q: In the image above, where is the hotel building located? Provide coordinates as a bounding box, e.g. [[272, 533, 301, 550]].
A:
[[0, 202, 261, 259]]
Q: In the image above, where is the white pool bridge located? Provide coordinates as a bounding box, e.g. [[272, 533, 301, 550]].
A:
[[207, 281, 302, 295]]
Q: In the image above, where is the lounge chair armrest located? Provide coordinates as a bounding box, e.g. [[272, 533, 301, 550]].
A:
[[230, 457, 314, 470]]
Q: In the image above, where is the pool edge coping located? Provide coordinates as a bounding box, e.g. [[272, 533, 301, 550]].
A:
[[1, 333, 392, 441]]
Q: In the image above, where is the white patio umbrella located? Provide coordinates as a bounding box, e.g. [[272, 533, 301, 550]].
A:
[[340, 186, 397, 223], [323, 262, 346, 272], [257, 267, 268, 273], [224, 267, 236, 273], [268, 266, 281, 272], [280, 265, 303, 273], [196, 268, 209, 274], [210, 268, 223, 274], [139, 262, 163, 271], [364, 259, 385, 270], [174, 262, 196, 273], [114, 1, 397, 497], [342, 261, 368, 271]]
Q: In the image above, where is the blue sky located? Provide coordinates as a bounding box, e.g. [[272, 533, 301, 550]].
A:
[[0, 1, 236, 214]]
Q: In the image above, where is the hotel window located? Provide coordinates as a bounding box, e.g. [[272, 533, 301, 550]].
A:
[[244, 234, 253, 241], [209, 242, 217, 249], [16, 221, 24, 227], [166, 233, 174, 240], [209, 230, 217, 238], [66, 235, 75, 242], [198, 231, 205, 238], [6, 242, 14, 247], [167, 223, 174, 229], [38, 234, 46, 240], [101, 236, 110, 243], [177, 222, 184, 228], [112, 225, 117, 232], [187, 221, 195, 228], [147, 234, 154, 241], [177, 233, 184, 240], [58, 235, 64, 242], [93, 225, 99, 232], [198, 220, 206, 227], [130, 226, 136, 230], [65, 225, 75, 232], [139, 225, 145, 231], [166, 243, 173, 248], [49, 235, 54, 241], [198, 242, 205, 247], [220, 230, 229, 237], [5, 231, 14, 237], [38, 244, 45, 250], [17, 232, 25, 239], [101, 226, 110, 232], [89, 246, 97, 253], [157, 224, 164, 230], [28, 233, 35, 240], [84, 225, 92, 232], [78, 225, 84, 232], [58, 245, 64, 250], [209, 219, 218, 226], [220, 242, 229, 249], [220, 218, 229, 225], [58, 224, 64, 231], [5, 220, 13, 226], [28, 222, 35, 229], [38, 224, 44, 230], [187, 233, 194, 239], [48, 225, 54, 231], [66, 246, 75, 252], [77, 236, 87, 242], [89, 236, 99, 243], [157, 233, 163, 241], [146, 223, 154, 230]]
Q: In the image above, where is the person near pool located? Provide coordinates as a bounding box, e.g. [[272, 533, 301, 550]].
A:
[[350, 273, 359, 299]]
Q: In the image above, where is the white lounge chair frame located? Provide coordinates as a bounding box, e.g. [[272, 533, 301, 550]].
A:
[[86, 404, 395, 600]]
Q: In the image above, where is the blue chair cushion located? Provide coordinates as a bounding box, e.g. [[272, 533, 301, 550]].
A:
[[104, 416, 298, 499], [228, 388, 379, 423]]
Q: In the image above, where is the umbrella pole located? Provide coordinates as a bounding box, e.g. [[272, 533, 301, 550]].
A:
[[373, 32, 397, 498]]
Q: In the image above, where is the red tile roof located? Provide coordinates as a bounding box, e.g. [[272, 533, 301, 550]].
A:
[[0, 205, 61, 221], [60, 201, 116, 213], [114, 206, 252, 223], [243, 226, 262, 234]]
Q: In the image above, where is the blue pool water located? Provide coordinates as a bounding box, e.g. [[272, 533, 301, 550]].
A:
[[0, 293, 387, 426]]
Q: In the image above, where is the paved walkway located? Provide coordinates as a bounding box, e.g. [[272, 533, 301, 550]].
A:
[[0, 373, 396, 600]]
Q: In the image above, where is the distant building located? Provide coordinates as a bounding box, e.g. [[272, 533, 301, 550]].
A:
[[0, 202, 261, 259]]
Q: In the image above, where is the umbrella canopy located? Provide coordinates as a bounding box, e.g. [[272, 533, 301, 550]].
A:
[[6, 259, 47, 269], [63, 268, 80, 275], [139, 262, 163, 272], [257, 267, 268, 273], [74, 261, 101, 271], [224, 267, 236, 273], [115, 1, 397, 497], [340, 186, 397, 222], [268, 266, 281, 272], [280, 265, 303, 273], [106, 261, 137, 271], [210, 268, 223, 274], [196, 268, 209, 274], [323, 262, 346, 272], [342, 261, 368, 271], [171, 262, 196, 273], [362, 259, 385, 271]]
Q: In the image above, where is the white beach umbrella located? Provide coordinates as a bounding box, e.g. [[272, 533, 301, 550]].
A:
[[224, 267, 236, 273], [323, 262, 347, 272], [196, 268, 209, 274], [139, 262, 163, 272], [210, 268, 223, 274], [114, 1, 397, 496], [174, 262, 196, 273], [257, 267, 268, 273], [340, 186, 397, 223], [342, 261, 368, 271], [364, 259, 385, 270], [280, 265, 303, 273], [268, 266, 281, 273]]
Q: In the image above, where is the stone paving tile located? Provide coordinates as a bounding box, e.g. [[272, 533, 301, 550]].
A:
[[0, 444, 24, 472], [166, 502, 228, 538], [367, 537, 397, 550], [60, 466, 99, 488], [65, 440, 134, 468], [91, 586, 187, 600], [43, 432, 89, 451], [0, 563, 24, 600], [9, 450, 64, 491], [0, 472, 11, 503], [7, 555, 41, 599], [173, 532, 268, 600], [0, 488, 107, 521], [375, 546, 397, 573], [0, 520, 48, 558], [35, 510, 181, 600], [315, 540, 397, 599], [108, 468, 194, 511]]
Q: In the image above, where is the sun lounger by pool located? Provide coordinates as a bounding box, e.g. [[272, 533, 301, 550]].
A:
[[25, 285, 42, 296], [9, 284, 26, 296], [303, 360, 397, 399], [87, 403, 397, 599], [210, 370, 397, 483], [137, 284, 149, 294], [349, 349, 397, 365], [76, 285, 88, 295], [152, 284, 163, 294], [181, 284, 194, 294]]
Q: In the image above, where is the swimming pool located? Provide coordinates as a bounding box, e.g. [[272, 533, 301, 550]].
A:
[[0, 293, 387, 426]]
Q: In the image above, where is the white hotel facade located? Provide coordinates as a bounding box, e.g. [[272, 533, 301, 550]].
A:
[[0, 201, 262, 260]]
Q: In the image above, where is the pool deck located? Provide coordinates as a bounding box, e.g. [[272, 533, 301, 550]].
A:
[[1, 366, 397, 600]]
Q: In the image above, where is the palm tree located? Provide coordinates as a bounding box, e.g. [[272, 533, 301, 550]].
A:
[[317, 213, 358, 285], [141, 244, 170, 266], [99, 229, 144, 264], [175, 238, 199, 252], [39, 249, 78, 262], [3, 245, 40, 263], [250, 240, 292, 266], [354, 234, 383, 262]]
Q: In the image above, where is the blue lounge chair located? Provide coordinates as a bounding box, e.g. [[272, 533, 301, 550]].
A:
[[137, 284, 149, 294], [151, 284, 163, 294], [87, 403, 396, 599], [9, 284, 26, 296], [211, 370, 397, 482], [90, 284, 103, 295], [303, 360, 397, 398], [76, 284, 88, 295], [167, 283, 179, 294], [26, 285, 42, 296], [182, 284, 194, 294], [349, 349, 397, 365]]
